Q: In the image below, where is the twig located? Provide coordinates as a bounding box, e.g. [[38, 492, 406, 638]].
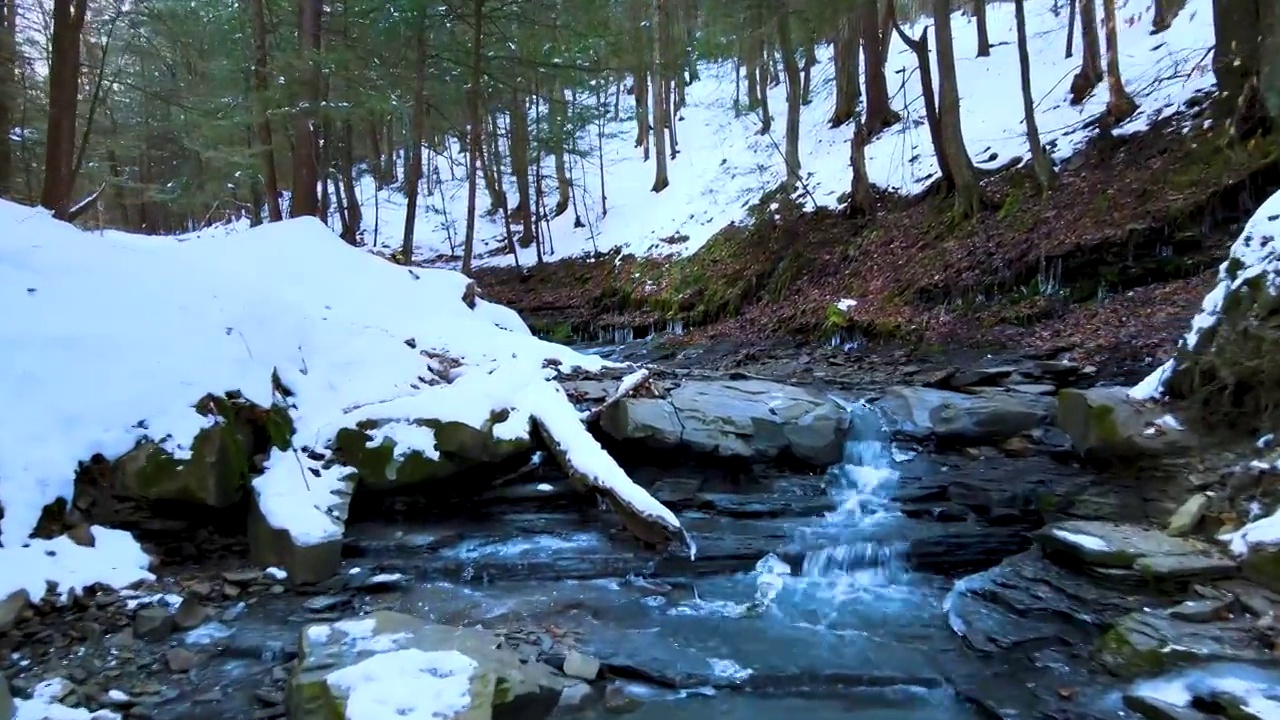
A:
[[583, 368, 652, 423]]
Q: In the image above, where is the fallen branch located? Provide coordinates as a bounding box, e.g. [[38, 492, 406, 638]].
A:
[[529, 381, 692, 557], [582, 368, 651, 424]]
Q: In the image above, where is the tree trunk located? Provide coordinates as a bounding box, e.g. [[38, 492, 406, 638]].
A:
[[744, 37, 761, 110], [1069, 0, 1103, 104], [552, 80, 572, 217], [510, 86, 535, 249], [1065, 0, 1076, 57], [849, 105, 875, 215], [635, 68, 650, 158], [651, 0, 669, 192], [288, 0, 321, 218], [461, 0, 484, 275], [1152, 0, 1186, 32], [894, 24, 953, 186], [1015, 0, 1055, 191], [830, 15, 861, 127], [932, 0, 982, 219], [40, 0, 89, 219], [801, 40, 816, 105], [248, 0, 281, 222], [1101, 0, 1137, 124], [974, 0, 991, 57], [778, 4, 802, 190], [0, 0, 15, 197], [860, 0, 900, 136], [339, 121, 361, 242]]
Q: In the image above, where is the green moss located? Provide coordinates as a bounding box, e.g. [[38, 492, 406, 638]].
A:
[[265, 403, 295, 452], [1241, 548, 1280, 593], [1094, 625, 1169, 678]]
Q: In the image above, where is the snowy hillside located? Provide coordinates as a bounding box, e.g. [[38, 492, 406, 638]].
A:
[[308, 0, 1215, 268], [0, 200, 686, 603]]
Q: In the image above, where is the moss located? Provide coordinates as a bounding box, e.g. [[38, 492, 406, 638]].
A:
[[1094, 625, 1169, 678], [264, 403, 296, 452], [1241, 547, 1280, 593]]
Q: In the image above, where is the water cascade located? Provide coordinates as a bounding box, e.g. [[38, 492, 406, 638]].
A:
[[799, 401, 909, 593]]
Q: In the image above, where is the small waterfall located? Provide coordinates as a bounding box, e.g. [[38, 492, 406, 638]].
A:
[[799, 401, 908, 591]]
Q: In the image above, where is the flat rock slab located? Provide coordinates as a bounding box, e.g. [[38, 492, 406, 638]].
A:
[[288, 611, 564, 720], [600, 379, 847, 466], [1036, 521, 1237, 583], [1096, 611, 1272, 678], [875, 386, 1054, 445]]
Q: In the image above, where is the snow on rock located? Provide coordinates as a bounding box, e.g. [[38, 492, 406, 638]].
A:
[[334, 0, 1210, 268], [1, 197, 684, 583], [1128, 663, 1280, 720], [1130, 188, 1280, 401], [14, 678, 120, 720], [1224, 510, 1280, 556], [325, 649, 477, 720], [0, 527, 153, 607]]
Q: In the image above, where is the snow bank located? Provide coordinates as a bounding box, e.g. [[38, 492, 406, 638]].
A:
[[1130, 663, 1280, 720], [0, 527, 153, 604], [0, 199, 650, 558], [1129, 188, 1280, 400], [293, 0, 1211, 268]]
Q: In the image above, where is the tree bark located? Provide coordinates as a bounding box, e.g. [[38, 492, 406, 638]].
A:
[[0, 0, 15, 197], [974, 0, 991, 57], [1069, 0, 1103, 104], [860, 0, 900, 136], [932, 0, 982, 219], [1101, 0, 1137, 124], [1015, 0, 1055, 191], [461, 0, 484, 275], [510, 85, 535, 249], [778, 3, 802, 190], [248, 0, 281, 222], [894, 24, 953, 187], [830, 15, 861, 127], [402, 36, 423, 261], [552, 80, 572, 217], [288, 0, 322, 218], [850, 106, 875, 215], [1065, 0, 1076, 57], [40, 0, 89, 219], [651, 0, 669, 192]]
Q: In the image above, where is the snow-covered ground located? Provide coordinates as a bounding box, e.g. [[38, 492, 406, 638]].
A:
[[225, 0, 1213, 268], [0, 198, 682, 610]]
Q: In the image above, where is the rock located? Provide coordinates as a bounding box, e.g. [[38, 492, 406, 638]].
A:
[[110, 397, 285, 507], [288, 611, 563, 720], [1241, 545, 1280, 593], [1167, 493, 1211, 537], [1055, 386, 1195, 460], [1166, 597, 1234, 622], [1095, 610, 1270, 677], [301, 595, 350, 613], [602, 685, 644, 714], [222, 569, 263, 585], [599, 379, 847, 466], [875, 386, 1053, 445], [165, 648, 201, 673], [1122, 693, 1214, 720], [1, 676, 12, 720], [562, 651, 600, 681], [333, 411, 531, 491], [132, 608, 174, 642], [1000, 436, 1034, 457], [1006, 383, 1058, 396], [248, 470, 356, 585], [1035, 521, 1237, 584], [169, 598, 206, 630], [66, 524, 96, 548], [0, 589, 29, 633]]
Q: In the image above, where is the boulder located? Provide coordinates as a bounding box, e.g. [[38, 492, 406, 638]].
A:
[[1166, 493, 1210, 537], [599, 379, 847, 466], [1241, 544, 1280, 593], [333, 410, 531, 491], [1056, 386, 1195, 459], [0, 589, 28, 634], [1035, 521, 1238, 585], [874, 386, 1053, 445], [288, 611, 564, 720], [1095, 610, 1269, 677], [249, 469, 357, 585], [1122, 693, 1215, 720]]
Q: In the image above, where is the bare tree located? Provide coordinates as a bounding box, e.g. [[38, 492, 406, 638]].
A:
[[288, 0, 322, 218], [1101, 0, 1136, 123], [778, 1, 802, 189], [247, 0, 281, 222], [973, 0, 991, 57], [40, 0, 88, 219], [932, 0, 983, 218], [461, 0, 485, 274], [1015, 0, 1055, 190], [1069, 0, 1103, 104], [651, 0, 670, 192]]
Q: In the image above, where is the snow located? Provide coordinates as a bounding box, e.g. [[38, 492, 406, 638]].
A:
[[1130, 188, 1280, 399], [1223, 508, 1280, 556], [252, 0, 1211, 269], [324, 649, 476, 720], [0, 527, 153, 604], [1052, 529, 1110, 552], [0, 198, 684, 559], [14, 678, 120, 720]]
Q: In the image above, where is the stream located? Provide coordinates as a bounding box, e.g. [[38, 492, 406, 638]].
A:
[[136, 395, 1138, 720]]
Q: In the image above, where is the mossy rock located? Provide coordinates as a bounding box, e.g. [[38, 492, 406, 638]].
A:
[[1094, 610, 1269, 678], [333, 411, 530, 491], [111, 394, 294, 508], [1241, 546, 1280, 593], [1056, 387, 1196, 460]]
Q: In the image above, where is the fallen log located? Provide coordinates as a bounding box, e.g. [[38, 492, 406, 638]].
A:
[[582, 368, 651, 424]]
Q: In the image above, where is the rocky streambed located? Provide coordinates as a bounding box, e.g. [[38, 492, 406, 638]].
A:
[[4, 353, 1280, 720]]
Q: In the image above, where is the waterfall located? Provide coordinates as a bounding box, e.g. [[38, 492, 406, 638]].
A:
[[799, 401, 909, 591]]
